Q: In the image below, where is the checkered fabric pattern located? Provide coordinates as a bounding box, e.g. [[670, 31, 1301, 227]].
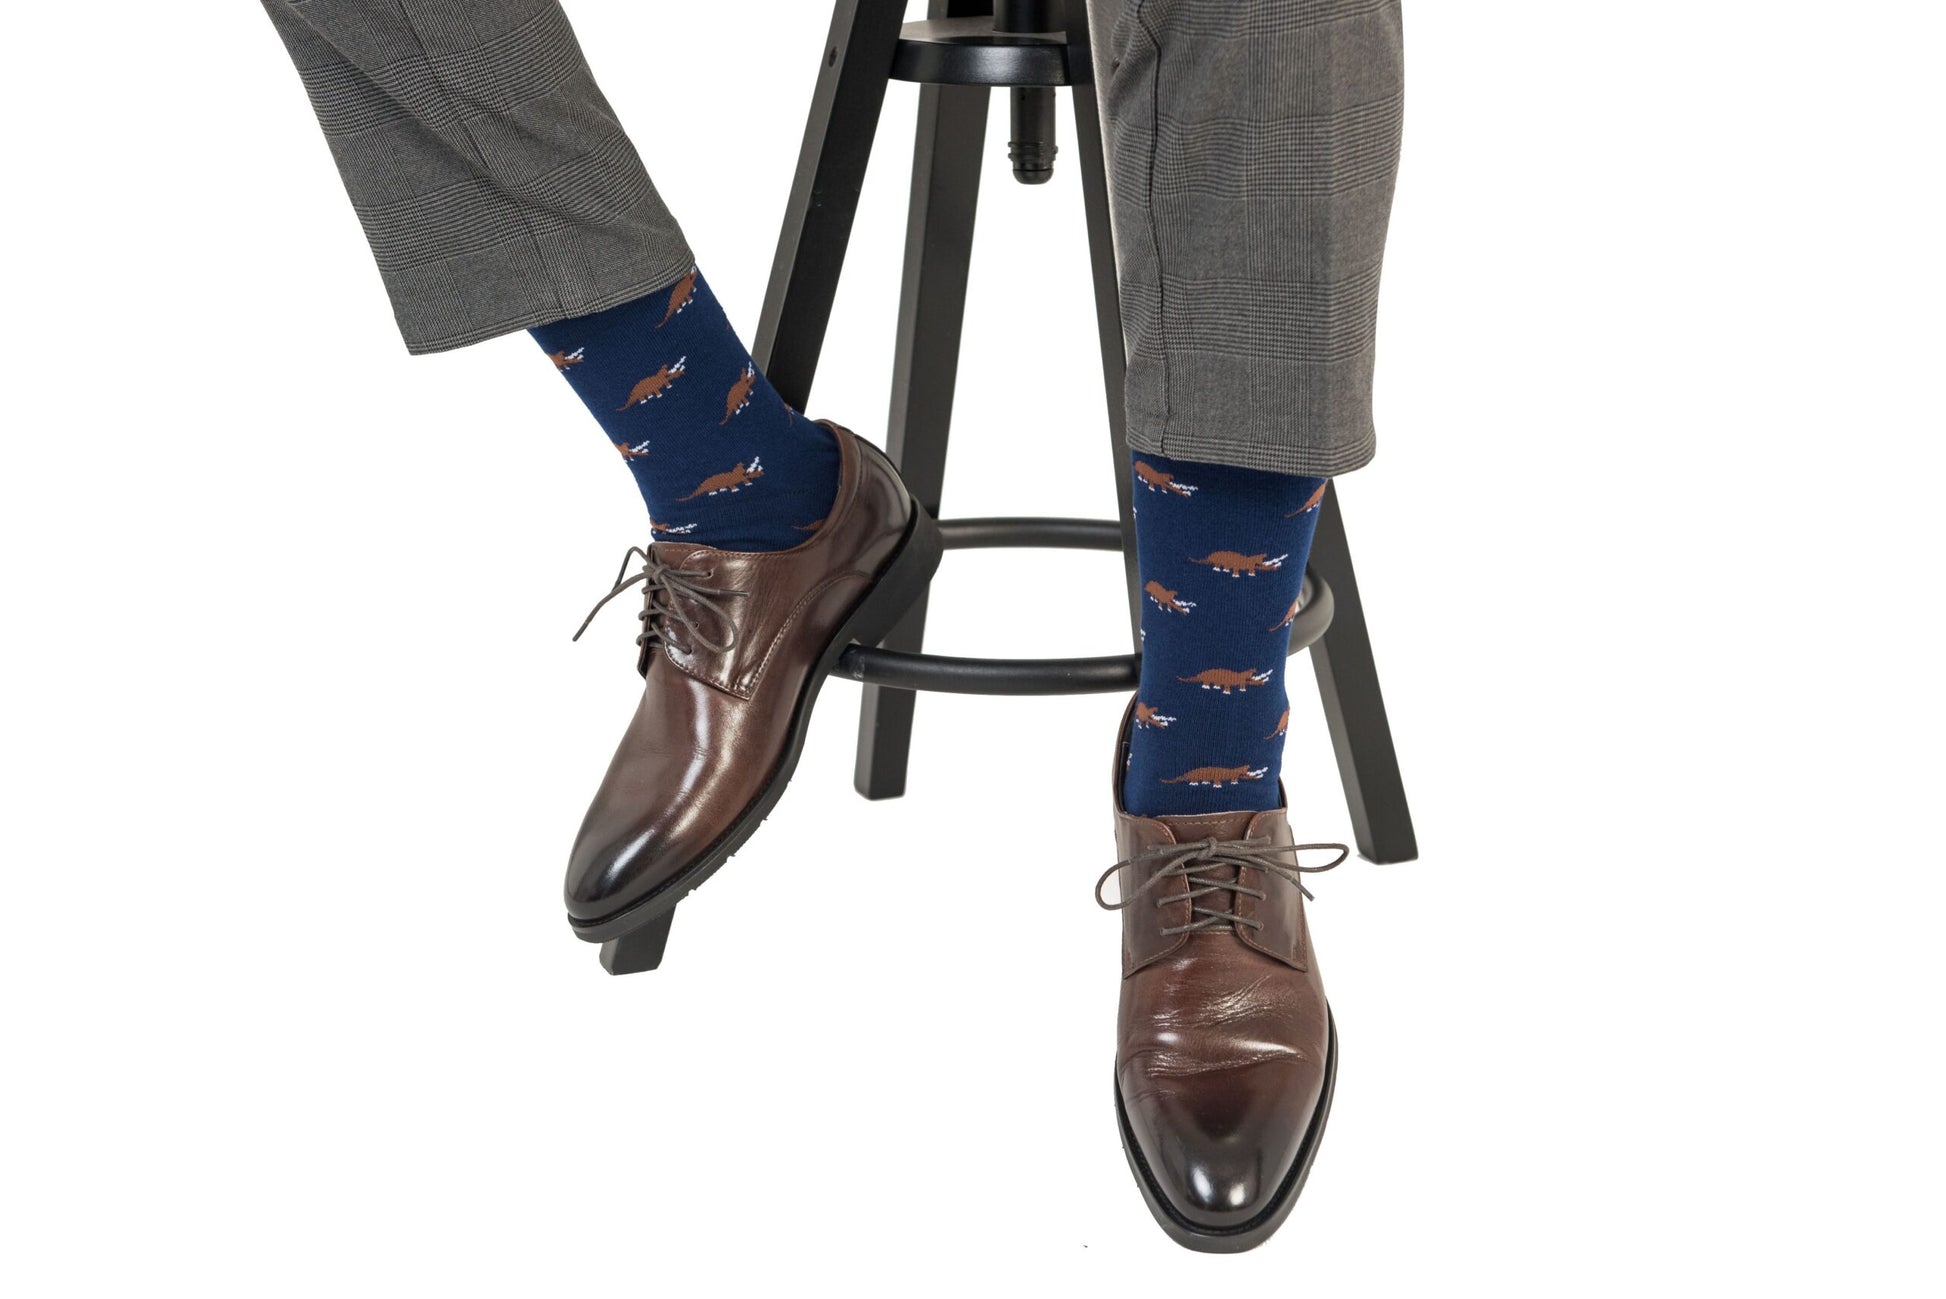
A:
[[261, 0, 694, 354], [263, 0, 1404, 478]]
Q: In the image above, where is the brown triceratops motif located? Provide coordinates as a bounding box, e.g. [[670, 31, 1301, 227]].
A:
[[650, 520, 698, 536], [1178, 666, 1274, 694], [1269, 594, 1303, 632], [1144, 580, 1196, 615], [658, 268, 699, 327], [1190, 550, 1289, 578], [1134, 701, 1176, 730], [614, 439, 651, 461], [1265, 708, 1290, 739], [1161, 764, 1269, 787], [550, 347, 585, 370], [1285, 482, 1328, 517], [1134, 460, 1199, 497], [721, 364, 758, 426], [616, 357, 688, 410], [679, 456, 765, 502]]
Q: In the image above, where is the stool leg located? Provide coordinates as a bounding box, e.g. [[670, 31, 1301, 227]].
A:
[[1307, 484, 1419, 863], [1066, 2, 1142, 645], [752, 0, 909, 406], [853, 77, 992, 801]]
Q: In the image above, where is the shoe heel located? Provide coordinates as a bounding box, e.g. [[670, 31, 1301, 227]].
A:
[[599, 909, 675, 976], [851, 509, 944, 647]]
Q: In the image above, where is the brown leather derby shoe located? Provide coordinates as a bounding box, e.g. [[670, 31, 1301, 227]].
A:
[[566, 423, 940, 973], [1100, 702, 1348, 1251]]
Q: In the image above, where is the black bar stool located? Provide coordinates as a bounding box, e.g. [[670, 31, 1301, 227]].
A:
[[751, 0, 1417, 865]]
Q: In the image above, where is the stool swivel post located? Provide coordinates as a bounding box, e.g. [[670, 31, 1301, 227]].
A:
[[999, 0, 1059, 183]]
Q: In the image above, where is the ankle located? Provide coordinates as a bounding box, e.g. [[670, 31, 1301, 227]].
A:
[[530, 268, 842, 552]]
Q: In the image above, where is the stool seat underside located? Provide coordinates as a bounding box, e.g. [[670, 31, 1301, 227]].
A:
[[890, 17, 1074, 87]]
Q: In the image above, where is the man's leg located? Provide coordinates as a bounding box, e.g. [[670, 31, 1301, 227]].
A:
[[1090, 0, 1406, 810], [260, 1, 841, 550], [1094, 0, 1404, 477], [1089, 0, 1405, 1252], [259, 1, 941, 965], [260, 0, 690, 352]]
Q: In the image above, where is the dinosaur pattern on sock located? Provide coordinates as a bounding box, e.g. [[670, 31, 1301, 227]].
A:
[[1135, 460, 1199, 497], [679, 457, 765, 502], [1286, 482, 1328, 517], [658, 269, 700, 327], [721, 364, 758, 426], [1145, 580, 1196, 615], [1123, 450, 1330, 817], [530, 267, 842, 552], [1189, 550, 1289, 577], [1178, 667, 1275, 694], [1160, 764, 1270, 787], [617, 358, 687, 410]]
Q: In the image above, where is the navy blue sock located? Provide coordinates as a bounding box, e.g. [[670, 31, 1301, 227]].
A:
[[529, 268, 841, 551], [1124, 451, 1329, 817]]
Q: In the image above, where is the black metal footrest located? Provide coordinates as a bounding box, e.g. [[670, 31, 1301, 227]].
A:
[[833, 517, 1335, 696]]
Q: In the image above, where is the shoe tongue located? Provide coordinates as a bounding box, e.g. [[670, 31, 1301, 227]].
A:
[[1153, 809, 1262, 845], [1146, 810, 1263, 938]]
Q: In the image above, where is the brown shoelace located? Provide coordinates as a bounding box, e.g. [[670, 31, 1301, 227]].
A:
[[1095, 837, 1350, 936], [572, 545, 750, 656]]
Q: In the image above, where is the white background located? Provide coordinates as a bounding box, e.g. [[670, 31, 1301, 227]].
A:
[[2, 1, 1942, 1293]]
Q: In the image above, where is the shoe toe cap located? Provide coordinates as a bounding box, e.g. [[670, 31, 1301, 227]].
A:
[[1169, 1149, 1272, 1229], [1122, 1065, 1321, 1232], [562, 767, 722, 923], [564, 836, 647, 922]]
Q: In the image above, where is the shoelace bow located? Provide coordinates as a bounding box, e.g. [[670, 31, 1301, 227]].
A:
[[1095, 837, 1350, 936], [572, 545, 750, 656]]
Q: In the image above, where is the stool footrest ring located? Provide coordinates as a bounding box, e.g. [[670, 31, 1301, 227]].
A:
[[834, 517, 1334, 696]]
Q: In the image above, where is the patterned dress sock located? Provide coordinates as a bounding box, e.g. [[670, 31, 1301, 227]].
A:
[[1123, 451, 1330, 818], [529, 268, 841, 551]]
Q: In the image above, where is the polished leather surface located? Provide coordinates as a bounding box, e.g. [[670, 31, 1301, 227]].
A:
[[565, 424, 913, 923], [1112, 707, 1332, 1232]]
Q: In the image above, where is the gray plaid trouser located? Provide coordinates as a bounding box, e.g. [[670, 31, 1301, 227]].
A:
[[262, 1, 1403, 477]]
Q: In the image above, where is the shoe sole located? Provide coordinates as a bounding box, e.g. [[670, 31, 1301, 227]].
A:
[[1113, 1009, 1338, 1253], [566, 438, 945, 959]]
